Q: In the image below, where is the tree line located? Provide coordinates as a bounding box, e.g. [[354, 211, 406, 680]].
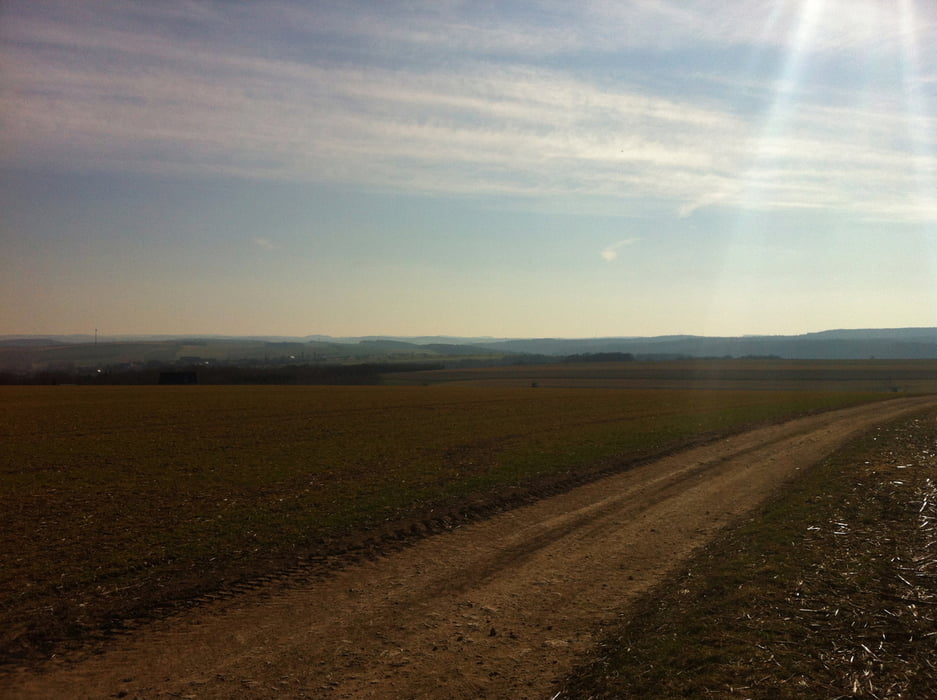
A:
[[0, 362, 445, 386]]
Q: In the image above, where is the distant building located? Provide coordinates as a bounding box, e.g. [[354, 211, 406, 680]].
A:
[[158, 371, 198, 385]]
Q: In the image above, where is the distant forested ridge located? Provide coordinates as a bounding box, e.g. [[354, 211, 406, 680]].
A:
[[474, 328, 937, 360], [1, 327, 936, 378]]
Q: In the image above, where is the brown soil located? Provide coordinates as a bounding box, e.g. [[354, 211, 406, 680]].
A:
[[4, 396, 936, 700]]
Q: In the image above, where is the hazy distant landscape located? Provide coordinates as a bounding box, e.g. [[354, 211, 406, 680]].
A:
[[3, 327, 937, 380]]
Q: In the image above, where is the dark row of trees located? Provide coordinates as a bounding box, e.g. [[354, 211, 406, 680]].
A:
[[563, 352, 635, 363], [0, 362, 445, 386]]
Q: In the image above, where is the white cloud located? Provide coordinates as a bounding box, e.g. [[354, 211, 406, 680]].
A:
[[253, 237, 276, 251], [601, 238, 640, 262], [0, 0, 935, 222], [271, 0, 936, 58]]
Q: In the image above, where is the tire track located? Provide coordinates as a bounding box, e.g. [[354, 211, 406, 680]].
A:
[[5, 397, 937, 700]]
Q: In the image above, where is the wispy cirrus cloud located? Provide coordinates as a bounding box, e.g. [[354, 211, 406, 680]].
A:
[[278, 0, 937, 58], [0, 0, 935, 222]]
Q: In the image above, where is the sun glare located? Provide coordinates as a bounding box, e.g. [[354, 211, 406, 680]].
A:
[[896, 0, 937, 319], [898, 0, 936, 218], [701, 1, 827, 335], [701, 0, 935, 334]]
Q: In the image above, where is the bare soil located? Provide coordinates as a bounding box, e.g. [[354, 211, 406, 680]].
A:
[[4, 396, 936, 700], [561, 402, 937, 698]]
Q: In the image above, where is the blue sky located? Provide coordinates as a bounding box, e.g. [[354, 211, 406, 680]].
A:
[[2, 0, 936, 338]]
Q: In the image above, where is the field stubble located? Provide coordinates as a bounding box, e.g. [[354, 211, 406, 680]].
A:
[[562, 408, 937, 698]]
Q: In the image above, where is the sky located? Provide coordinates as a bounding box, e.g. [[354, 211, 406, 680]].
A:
[[1, 0, 936, 339]]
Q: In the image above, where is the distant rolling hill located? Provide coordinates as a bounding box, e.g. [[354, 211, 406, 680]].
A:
[[1, 328, 936, 371], [0, 336, 510, 372], [472, 328, 937, 360]]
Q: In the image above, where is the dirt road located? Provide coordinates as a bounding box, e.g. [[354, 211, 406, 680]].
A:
[[6, 396, 937, 700]]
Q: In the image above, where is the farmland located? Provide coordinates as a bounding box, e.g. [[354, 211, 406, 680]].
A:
[[0, 366, 915, 664], [388, 358, 937, 393], [562, 405, 937, 698]]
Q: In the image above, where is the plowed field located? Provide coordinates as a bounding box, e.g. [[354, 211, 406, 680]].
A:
[[5, 395, 935, 699]]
